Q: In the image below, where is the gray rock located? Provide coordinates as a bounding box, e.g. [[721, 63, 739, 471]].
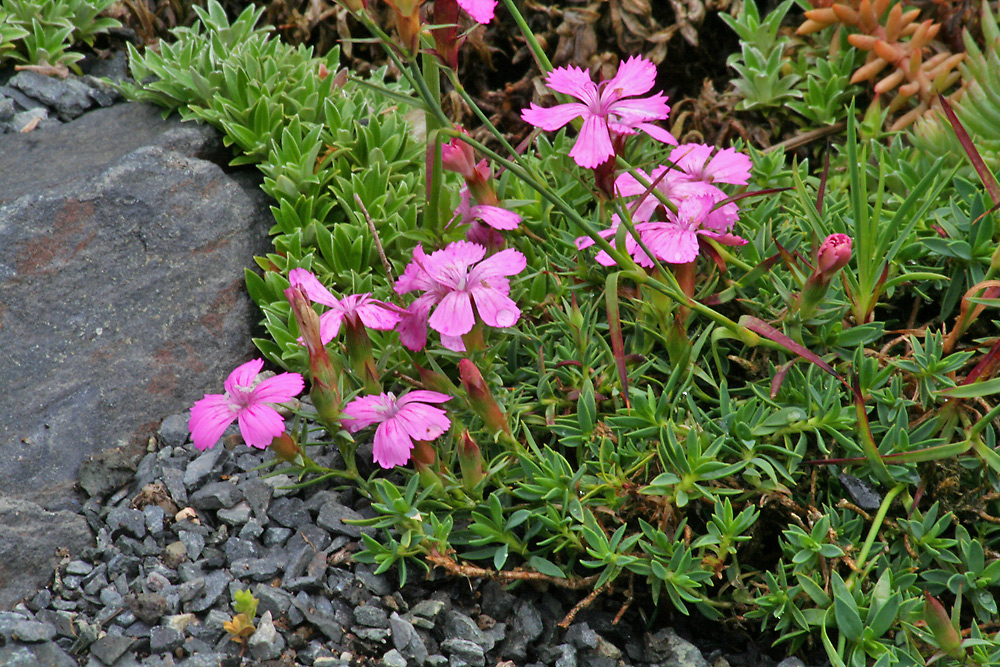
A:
[[11, 619, 56, 642], [253, 584, 293, 618], [7, 71, 95, 120], [6, 107, 48, 133], [355, 604, 390, 628], [290, 594, 344, 642], [645, 628, 709, 667], [125, 592, 169, 625], [190, 482, 241, 511], [0, 642, 77, 667], [107, 507, 147, 539], [565, 622, 600, 650], [157, 414, 190, 448], [149, 625, 184, 653], [89, 634, 135, 665], [390, 611, 429, 664], [249, 611, 285, 661], [230, 557, 281, 582], [269, 496, 311, 528], [183, 448, 225, 490], [442, 611, 491, 651], [555, 644, 578, 667], [185, 570, 230, 613], [0, 96, 15, 122], [383, 648, 408, 667], [316, 501, 371, 538], [0, 100, 270, 518], [241, 478, 273, 520], [218, 501, 252, 526], [499, 601, 543, 660], [0, 498, 91, 609], [776, 659, 806, 667], [440, 638, 485, 667]]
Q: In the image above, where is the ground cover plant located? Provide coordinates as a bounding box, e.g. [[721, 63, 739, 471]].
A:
[[117, 0, 1000, 664]]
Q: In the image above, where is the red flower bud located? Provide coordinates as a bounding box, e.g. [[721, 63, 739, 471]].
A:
[[459, 359, 511, 436], [458, 430, 484, 489], [816, 233, 852, 276], [441, 133, 477, 180], [269, 432, 301, 462]]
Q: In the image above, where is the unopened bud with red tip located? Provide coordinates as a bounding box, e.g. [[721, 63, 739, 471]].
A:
[[384, 0, 423, 54], [922, 590, 964, 661], [816, 233, 852, 276], [285, 286, 342, 427], [459, 359, 511, 437], [269, 432, 301, 463], [415, 363, 459, 395], [794, 234, 852, 320], [431, 0, 461, 69], [458, 430, 485, 490], [411, 439, 444, 490]]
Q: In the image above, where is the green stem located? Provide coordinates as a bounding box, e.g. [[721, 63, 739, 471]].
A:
[[846, 483, 904, 591], [422, 53, 445, 237], [499, 0, 553, 74]]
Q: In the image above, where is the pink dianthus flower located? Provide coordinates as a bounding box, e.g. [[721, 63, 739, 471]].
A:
[[520, 56, 676, 169], [395, 241, 526, 343], [341, 390, 452, 469], [188, 359, 304, 451], [668, 143, 752, 185], [288, 268, 400, 345]]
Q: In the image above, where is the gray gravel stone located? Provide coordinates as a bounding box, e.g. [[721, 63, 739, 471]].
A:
[[443, 610, 490, 651], [148, 625, 184, 653], [777, 659, 806, 667], [7, 71, 95, 120], [269, 496, 311, 528], [249, 611, 285, 661], [440, 638, 485, 667], [499, 600, 543, 660], [355, 604, 390, 628], [189, 481, 241, 510], [390, 611, 428, 664], [316, 501, 370, 538], [90, 634, 135, 665], [158, 414, 190, 448], [383, 648, 408, 667], [218, 501, 252, 526], [108, 507, 147, 539], [645, 628, 709, 667], [185, 571, 230, 613], [11, 619, 56, 642]]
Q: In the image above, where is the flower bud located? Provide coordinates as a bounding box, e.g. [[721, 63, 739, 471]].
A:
[[285, 285, 342, 426], [269, 432, 301, 463], [816, 233, 852, 276], [458, 430, 485, 490], [922, 590, 964, 659], [441, 133, 477, 180], [415, 363, 458, 394], [459, 359, 511, 437]]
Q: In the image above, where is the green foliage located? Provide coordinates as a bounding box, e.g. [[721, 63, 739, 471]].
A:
[[721, 0, 801, 111], [0, 0, 119, 68], [147, 3, 1000, 665]]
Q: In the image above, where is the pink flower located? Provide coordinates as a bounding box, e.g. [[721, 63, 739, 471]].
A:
[[396, 241, 526, 339], [668, 144, 752, 185], [188, 359, 304, 451], [520, 56, 676, 169], [341, 390, 452, 468], [288, 268, 400, 344]]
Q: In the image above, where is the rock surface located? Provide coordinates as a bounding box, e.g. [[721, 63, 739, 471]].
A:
[[0, 101, 272, 608]]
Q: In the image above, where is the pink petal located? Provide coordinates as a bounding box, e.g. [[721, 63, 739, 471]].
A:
[[395, 402, 451, 440], [288, 268, 339, 307], [357, 301, 402, 330], [521, 102, 589, 132], [424, 241, 486, 286], [605, 55, 657, 100], [250, 371, 304, 404], [429, 291, 475, 337], [372, 419, 413, 469], [700, 231, 748, 247], [471, 285, 521, 328], [396, 295, 436, 352], [473, 204, 521, 230], [634, 122, 678, 146], [224, 359, 265, 395], [457, 0, 496, 23], [237, 403, 286, 448], [189, 394, 236, 451], [440, 333, 466, 352], [342, 393, 393, 432], [470, 247, 526, 282], [705, 147, 752, 185], [570, 114, 614, 169], [397, 390, 453, 405], [644, 225, 700, 264], [545, 64, 598, 100], [396, 245, 435, 294], [610, 93, 671, 123], [318, 310, 345, 343]]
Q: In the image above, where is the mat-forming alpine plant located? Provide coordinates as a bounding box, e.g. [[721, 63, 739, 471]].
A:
[[188, 358, 304, 451]]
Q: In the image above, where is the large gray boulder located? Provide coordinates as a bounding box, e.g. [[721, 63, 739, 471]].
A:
[[0, 102, 272, 607]]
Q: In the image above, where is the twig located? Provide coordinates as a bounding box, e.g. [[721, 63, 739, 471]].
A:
[[764, 122, 846, 154], [426, 548, 599, 589], [354, 193, 394, 283], [558, 581, 609, 629]]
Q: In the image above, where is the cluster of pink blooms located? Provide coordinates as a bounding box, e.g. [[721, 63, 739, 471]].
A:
[[520, 55, 752, 267], [190, 236, 525, 467]]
